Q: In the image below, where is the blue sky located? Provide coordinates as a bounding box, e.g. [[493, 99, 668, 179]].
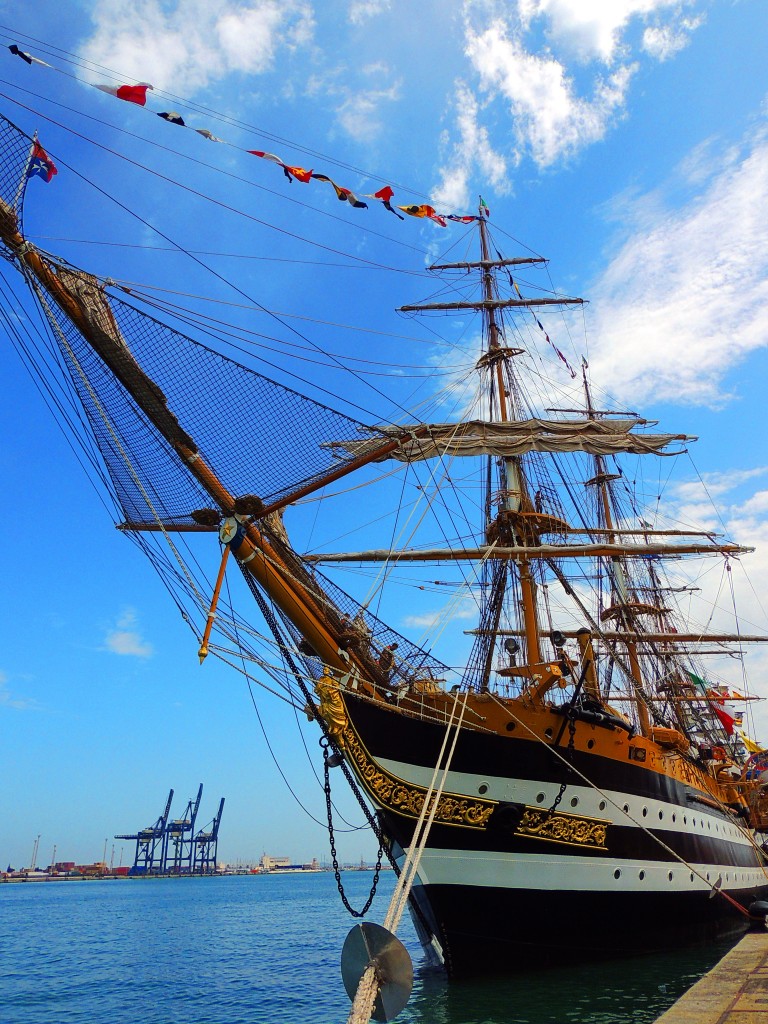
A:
[[1, 0, 768, 869]]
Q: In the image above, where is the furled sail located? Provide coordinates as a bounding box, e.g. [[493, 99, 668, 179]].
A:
[[325, 418, 695, 462]]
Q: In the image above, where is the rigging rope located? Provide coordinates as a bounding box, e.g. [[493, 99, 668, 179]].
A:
[[486, 691, 768, 903], [346, 686, 471, 1024], [0, 25, 440, 210], [26, 270, 208, 618]]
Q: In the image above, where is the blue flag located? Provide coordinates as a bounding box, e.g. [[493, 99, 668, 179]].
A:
[[27, 141, 57, 183]]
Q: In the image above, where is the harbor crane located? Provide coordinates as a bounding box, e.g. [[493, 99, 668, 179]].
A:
[[166, 783, 203, 874], [193, 798, 225, 874], [115, 789, 174, 875]]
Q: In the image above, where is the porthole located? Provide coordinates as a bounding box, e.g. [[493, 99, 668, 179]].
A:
[[598, 801, 606, 811], [692, 819, 696, 828], [614, 869, 621, 879], [672, 814, 676, 823], [639, 870, 645, 881], [478, 784, 488, 795], [623, 804, 630, 814], [706, 873, 711, 882], [658, 810, 663, 821], [668, 871, 674, 882], [683, 817, 688, 825], [587, 739, 595, 749], [690, 873, 694, 882], [536, 793, 546, 804], [570, 797, 579, 808], [545, 728, 553, 739], [642, 807, 648, 817], [707, 821, 711, 830], [506, 721, 516, 732]]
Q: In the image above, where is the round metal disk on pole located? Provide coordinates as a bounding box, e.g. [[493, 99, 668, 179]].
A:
[[341, 922, 413, 1022]]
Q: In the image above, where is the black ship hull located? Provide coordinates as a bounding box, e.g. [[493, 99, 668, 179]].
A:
[[406, 882, 752, 975], [342, 692, 768, 977]]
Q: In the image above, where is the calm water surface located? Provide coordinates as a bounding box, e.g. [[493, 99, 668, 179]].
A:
[[0, 872, 738, 1024]]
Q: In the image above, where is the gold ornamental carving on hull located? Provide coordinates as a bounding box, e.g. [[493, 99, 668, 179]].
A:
[[341, 723, 495, 830], [314, 667, 349, 750], [516, 806, 609, 850]]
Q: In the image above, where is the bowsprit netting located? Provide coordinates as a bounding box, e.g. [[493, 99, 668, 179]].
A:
[[0, 114, 41, 238], [238, 551, 450, 692], [27, 255, 387, 528]]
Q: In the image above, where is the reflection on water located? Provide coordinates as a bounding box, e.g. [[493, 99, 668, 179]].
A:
[[404, 935, 740, 1024], [0, 872, 742, 1024]]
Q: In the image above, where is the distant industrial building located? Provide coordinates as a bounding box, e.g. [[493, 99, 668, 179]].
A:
[[259, 854, 321, 872]]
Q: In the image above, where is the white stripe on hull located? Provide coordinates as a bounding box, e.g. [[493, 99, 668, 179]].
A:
[[401, 847, 768, 894], [377, 754, 755, 848]]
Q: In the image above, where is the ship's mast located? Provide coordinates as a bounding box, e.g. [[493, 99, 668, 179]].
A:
[[0, 192, 426, 698], [477, 213, 542, 670], [581, 367, 652, 735], [6, 158, 758, 738], [404, 210, 585, 687]]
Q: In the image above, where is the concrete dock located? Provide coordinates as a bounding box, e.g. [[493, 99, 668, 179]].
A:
[[655, 932, 768, 1023]]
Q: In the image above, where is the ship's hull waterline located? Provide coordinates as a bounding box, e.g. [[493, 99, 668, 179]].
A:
[[341, 692, 768, 977]]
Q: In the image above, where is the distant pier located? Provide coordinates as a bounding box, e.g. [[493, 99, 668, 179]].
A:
[[655, 931, 768, 1023]]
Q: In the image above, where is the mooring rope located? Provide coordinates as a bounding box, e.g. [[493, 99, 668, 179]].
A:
[[345, 685, 470, 1024]]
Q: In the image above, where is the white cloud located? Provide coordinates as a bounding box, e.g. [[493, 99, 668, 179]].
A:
[[403, 600, 477, 632], [309, 62, 401, 143], [655, 469, 768, 738], [521, 0, 699, 64], [0, 670, 39, 711], [738, 490, 768, 518], [674, 469, 768, 507], [336, 82, 401, 143], [588, 128, 768, 406], [403, 611, 443, 630], [642, 16, 704, 61], [104, 609, 153, 658], [433, 82, 509, 210], [446, 2, 705, 195], [79, 0, 315, 94], [465, 20, 636, 168], [666, 469, 768, 536], [348, 0, 391, 25], [675, 136, 723, 187]]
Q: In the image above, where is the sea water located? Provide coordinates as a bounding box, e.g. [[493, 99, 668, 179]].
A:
[[0, 871, 736, 1024]]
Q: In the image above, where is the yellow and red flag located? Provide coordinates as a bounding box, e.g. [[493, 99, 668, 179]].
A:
[[398, 204, 447, 227]]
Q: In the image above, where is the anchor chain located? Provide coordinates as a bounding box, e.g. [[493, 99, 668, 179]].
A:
[[236, 573, 436, 934], [546, 657, 592, 816], [548, 711, 577, 815], [322, 737, 383, 917]]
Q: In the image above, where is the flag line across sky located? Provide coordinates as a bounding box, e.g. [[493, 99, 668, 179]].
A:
[[8, 42, 483, 229], [15, 48, 579, 382]]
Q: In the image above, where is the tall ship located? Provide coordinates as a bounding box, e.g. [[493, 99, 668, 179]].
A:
[[2, 109, 768, 978]]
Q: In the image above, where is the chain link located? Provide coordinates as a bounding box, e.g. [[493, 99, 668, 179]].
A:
[[547, 711, 577, 815], [243, 572, 436, 934], [323, 739, 383, 917]]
